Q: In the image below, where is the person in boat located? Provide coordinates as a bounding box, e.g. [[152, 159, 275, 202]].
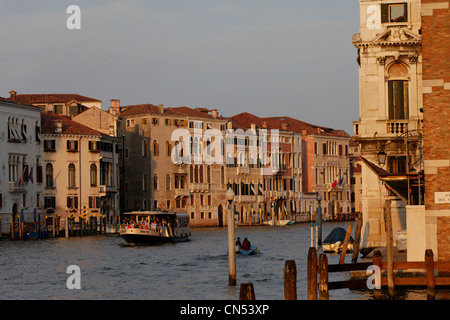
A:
[[236, 237, 242, 251], [242, 238, 251, 251]]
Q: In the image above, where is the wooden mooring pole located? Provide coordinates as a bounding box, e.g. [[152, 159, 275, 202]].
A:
[[384, 199, 394, 297], [318, 253, 329, 300], [352, 212, 363, 263], [339, 222, 353, 264], [239, 283, 255, 300], [307, 247, 318, 300], [284, 260, 297, 300]]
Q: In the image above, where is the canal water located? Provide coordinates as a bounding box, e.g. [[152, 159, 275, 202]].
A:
[[0, 222, 439, 300]]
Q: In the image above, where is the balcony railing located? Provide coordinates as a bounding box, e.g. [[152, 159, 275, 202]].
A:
[[9, 181, 27, 193], [190, 183, 209, 192], [174, 189, 190, 198], [99, 185, 118, 193], [387, 121, 408, 135]]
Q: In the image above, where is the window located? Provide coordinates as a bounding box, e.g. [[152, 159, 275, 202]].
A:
[[46, 163, 53, 188], [89, 141, 100, 152], [67, 140, 79, 152], [54, 105, 63, 114], [44, 196, 56, 209], [166, 141, 171, 157], [388, 156, 406, 174], [89, 196, 101, 209], [166, 174, 171, 190], [142, 140, 148, 157], [381, 3, 408, 23], [165, 118, 171, 126], [388, 80, 409, 119], [152, 118, 159, 125], [44, 140, 56, 151], [153, 140, 159, 156], [68, 164, 76, 188], [153, 174, 158, 191], [90, 164, 97, 187], [67, 196, 79, 209]]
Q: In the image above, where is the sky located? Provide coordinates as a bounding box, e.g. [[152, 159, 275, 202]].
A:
[[0, 0, 360, 134]]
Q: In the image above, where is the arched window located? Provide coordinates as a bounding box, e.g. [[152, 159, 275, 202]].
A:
[[90, 164, 97, 187], [166, 174, 171, 190], [387, 63, 409, 120], [46, 163, 53, 187], [153, 174, 158, 190], [153, 140, 159, 156], [166, 141, 171, 157], [190, 165, 193, 183], [68, 164, 76, 188]]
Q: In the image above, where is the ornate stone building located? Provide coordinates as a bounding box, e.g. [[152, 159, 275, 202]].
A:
[[352, 0, 424, 248]]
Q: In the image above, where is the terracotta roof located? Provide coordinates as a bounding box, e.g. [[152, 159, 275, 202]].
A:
[[41, 112, 106, 136], [8, 93, 101, 105], [119, 104, 218, 120], [229, 112, 350, 137], [165, 106, 214, 119], [118, 104, 161, 116]]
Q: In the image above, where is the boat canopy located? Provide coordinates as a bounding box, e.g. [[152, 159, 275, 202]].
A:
[[323, 227, 354, 244]]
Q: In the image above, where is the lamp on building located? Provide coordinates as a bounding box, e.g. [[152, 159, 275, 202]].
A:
[[226, 187, 236, 285], [377, 150, 387, 166]]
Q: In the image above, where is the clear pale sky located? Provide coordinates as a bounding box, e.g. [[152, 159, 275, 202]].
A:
[[0, 0, 360, 134]]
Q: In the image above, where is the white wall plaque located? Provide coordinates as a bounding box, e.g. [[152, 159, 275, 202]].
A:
[[435, 192, 450, 204]]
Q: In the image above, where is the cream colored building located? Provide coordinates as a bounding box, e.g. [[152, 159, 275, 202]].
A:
[[352, 0, 423, 248], [41, 113, 120, 223], [118, 104, 229, 227]]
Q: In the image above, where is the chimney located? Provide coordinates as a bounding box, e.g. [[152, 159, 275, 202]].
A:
[[262, 122, 267, 129], [54, 119, 63, 133], [211, 109, 218, 118], [9, 90, 17, 101], [281, 123, 288, 131], [158, 104, 164, 114], [302, 130, 307, 136], [110, 99, 120, 115]]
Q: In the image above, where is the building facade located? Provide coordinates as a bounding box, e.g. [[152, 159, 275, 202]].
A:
[[0, 99, 43, 233], [352, 0, 423, 248], [407, 0, 450, 261], [41, 113, 120, 224], [118, 103, 229, 227]]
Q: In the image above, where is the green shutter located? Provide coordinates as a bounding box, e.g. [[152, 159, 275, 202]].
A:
[[404, 3, 408, 22], [381, 4, 389, 23]]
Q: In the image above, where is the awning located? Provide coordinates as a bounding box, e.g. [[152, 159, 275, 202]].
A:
[[360, 156, 423, 204]]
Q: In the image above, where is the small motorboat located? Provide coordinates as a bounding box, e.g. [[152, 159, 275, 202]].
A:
[[322, 227, 354, 253], [239, 245, 258, 256]]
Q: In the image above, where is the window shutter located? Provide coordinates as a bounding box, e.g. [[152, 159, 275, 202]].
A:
[[74, 140, 78, 150], [381, 4, 389, 23], [75, 197, 79, 209], [67, 197, 71, 208], [89, 141, 92, 150], [52, 197, 56, 209], [403, 3, 408, 22], [67, 140, 70, 150]]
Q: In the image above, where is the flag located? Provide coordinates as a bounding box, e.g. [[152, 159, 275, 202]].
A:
[[28, 164, 34, 184], [332, 174, 339, 188]]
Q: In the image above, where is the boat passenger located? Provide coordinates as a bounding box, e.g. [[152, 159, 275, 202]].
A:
[[236, 237, 242, 251], [242, 238, 251, 251]]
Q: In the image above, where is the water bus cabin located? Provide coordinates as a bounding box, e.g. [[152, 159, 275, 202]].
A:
[[120, 211, 190, 244]]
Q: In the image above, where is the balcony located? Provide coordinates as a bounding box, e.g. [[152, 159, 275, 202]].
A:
[[174, 189, 190, 198], [9, 181, 27, 193], [235, 195, 253, 203], [98, 185, 118, 194], [190, 183, 209, 193], [236, 167, 250, 175], [386, 121, 408, 135], [353, 120, 419, 139]]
